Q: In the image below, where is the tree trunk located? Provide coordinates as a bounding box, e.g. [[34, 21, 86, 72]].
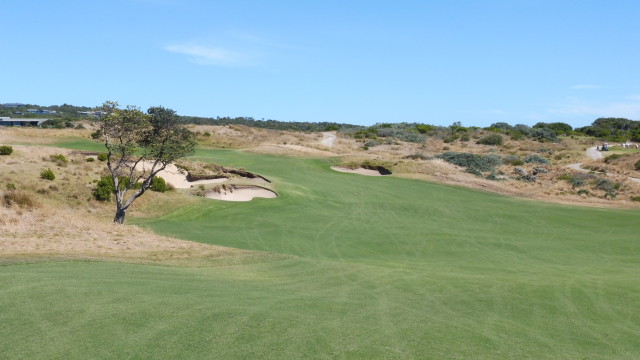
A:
[[114, 207, 126, 224]]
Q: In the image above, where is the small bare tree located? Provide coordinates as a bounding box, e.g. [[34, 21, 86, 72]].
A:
[[98, 101, 196, 224]]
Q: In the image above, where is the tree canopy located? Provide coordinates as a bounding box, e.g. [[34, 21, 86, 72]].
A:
[[98, 101, 197, 224]]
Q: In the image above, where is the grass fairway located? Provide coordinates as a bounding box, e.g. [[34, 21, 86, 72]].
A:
[[2, 147, 640, 359]]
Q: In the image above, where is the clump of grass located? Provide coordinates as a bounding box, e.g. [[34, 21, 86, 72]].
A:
[[49, 154, 69, 166], [2, 190, 40, 210], [40, 168, 56, 181]]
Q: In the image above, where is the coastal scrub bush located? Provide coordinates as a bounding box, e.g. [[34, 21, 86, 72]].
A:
[[150, 176, 168, 192], [93, 175, 114, 201], [97, 153, 108, 161], [524, 154, 550, 164], [476, 134, 503, 146], [0, 145, 13, 155], [6, 183, 16, 191], [437, 152, 502, 175], [86, 157, 95, 162], [403, 153, 429, 160], [502, 155, 523, 166], [40, 168, 55, 181], [635, 160, 640, 171], [364, 139, 381, 148]]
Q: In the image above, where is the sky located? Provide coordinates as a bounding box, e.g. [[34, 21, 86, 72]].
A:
[[2, 0, 640, 128]]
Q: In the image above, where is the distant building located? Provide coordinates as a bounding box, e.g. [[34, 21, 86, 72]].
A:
[[0, 117, 48, 126], [1, 103, 27, 108], [27, 109, 56, 114]]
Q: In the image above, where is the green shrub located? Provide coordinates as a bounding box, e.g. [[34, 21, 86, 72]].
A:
[[524, 154, 550, 164], [40, 168, 55, 181], [502, 155, 523, 166], [49, 154, 69, 166], [150, 176, 169, 192], [6, 183, 16, 191], [93, 175, 114, 201], [437, 152, 502, 174], [364, 139, 381, 148], [86, 157, 95, 162], [90, 131, 101, 139], [631, 196, 640, 202], [97, 153, 108, 161], [476, 134, 503, 146], [578, 189, 590, 196], [595, 179, 618, 193], [635, 160, 640, 171], [0, 145, 13, 155]]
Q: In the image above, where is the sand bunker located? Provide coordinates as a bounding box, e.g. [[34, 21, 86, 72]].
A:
[[331, 166, 385, 176], [205, 186, 277, 202], [135, 162, 227, 189]]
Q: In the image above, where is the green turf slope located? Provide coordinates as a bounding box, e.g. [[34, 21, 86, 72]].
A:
[[1, 148, 639, 359]]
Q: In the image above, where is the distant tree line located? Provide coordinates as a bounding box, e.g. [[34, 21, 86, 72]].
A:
[[4, 102, 639, 143], [179, 115, 364, 133]]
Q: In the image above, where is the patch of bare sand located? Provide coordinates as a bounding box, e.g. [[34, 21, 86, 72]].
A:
[[330, 166, 384, 176], [205, 186, 277, 202], [0, 205, 282, 266], [135, 162, 228, 189]]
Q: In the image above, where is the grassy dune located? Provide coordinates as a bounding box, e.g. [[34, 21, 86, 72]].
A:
[[1, 147, 639, 359]]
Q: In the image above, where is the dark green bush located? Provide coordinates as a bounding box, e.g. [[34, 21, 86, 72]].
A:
[[595, 179, 618, 193], [40, 168, 55, 181], [93, 175, 114, 201], [97, 153, 108, 161], [635, 160, 640, 171], [578, 189, 590, 196], [0, 145, 13, 155], [150, 176, 169, 192], [86, 157, 95, 162], [631, 196, 640, 202], [524, 154, 550, 164], [90, 131, 101, 139], [476, 134, 503, 146]]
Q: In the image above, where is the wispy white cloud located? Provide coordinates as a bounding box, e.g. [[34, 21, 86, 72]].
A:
[[570, 84, 602, 89], [164, 43, 252, 67]]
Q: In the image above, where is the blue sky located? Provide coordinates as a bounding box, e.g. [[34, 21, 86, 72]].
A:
[[2, 0, 639, 127]]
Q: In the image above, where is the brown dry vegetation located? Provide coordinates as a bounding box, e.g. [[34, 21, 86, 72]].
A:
[[0, 143, 281, 266]]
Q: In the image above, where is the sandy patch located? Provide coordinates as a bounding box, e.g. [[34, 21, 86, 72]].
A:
[[135, 162, 228, 189], [321, 132, 336, 148], [205, 186, 277, 201], [331, 166, 384, 176]]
